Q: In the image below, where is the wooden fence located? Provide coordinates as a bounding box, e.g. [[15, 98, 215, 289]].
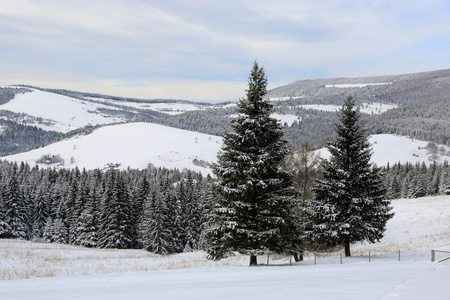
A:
[[431, 249, 450, 262]]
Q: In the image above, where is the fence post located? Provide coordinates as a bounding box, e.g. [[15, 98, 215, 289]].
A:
[[314, 253, 316, 265], [267, 253, 269, 266], [340, 253, 342, 264], [369, 251, 371, 263], [398, 250, 401, 261], [431, 250, 435, 262]]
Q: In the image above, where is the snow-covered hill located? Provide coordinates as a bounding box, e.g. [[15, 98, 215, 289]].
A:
[[2, 125, 449, 173], [1, 122, 222, 174], [317, 134, 450, 166], [0, 89, 125, 132], [1, 87, 448, 172], [0, 88, 218, 133], [297, 102, 398, 115]]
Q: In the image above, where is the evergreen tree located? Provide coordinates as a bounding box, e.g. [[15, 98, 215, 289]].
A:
[[0, 195, 12, 238], [165, 178, 184, 253], [52, 218, 69, 244], [2, 165, 29, 239], [43, 217, 68, 244], [98, 170, 133, 249], [204, 61, 302, 265], [139, 188, 173, 254], [439, 168, 450, 195], [43, 218, 54, 243], [130, 174, 149, 248], [31, 184, 49, 239], [307, 96, 393, 257]]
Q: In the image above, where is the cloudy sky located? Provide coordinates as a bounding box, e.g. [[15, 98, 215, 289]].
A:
[[1, 0, 449, 101]]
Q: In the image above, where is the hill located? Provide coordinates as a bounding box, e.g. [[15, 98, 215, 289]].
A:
[[1, 122, 222, 174], [1, 67, 449, 166], [2, 127, 448, 173], [267, 68, 450, 147], [317, 134, 450, 166]]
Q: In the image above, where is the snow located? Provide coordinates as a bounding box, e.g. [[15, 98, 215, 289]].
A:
[[298, 102, 397, 115], [0, 195, 449, 299], [300, 104, 340, 113], [228, 113, 300, 127], [271, 113, 300, 126], [317, 134, 450, 166], [1, 122, 222, 175], [0, 89, 124, 132], [325, 83, 392, 88], [85, 97, 209, 115], [268, 96, 305, 101]]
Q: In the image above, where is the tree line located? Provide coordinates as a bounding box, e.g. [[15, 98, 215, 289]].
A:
[[382, 161, 450, 199], [0, 162, 213, 254]]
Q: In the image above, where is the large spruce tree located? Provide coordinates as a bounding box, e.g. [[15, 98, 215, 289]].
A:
[[306, 96, 393, 256], [205, 61, 302, 266]]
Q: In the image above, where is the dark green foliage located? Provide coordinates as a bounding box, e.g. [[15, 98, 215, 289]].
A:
[[98, 170, 133, 249], [204, 62, 303, 265], [307, 96, 393, 256], [0, 117, 64, 156], [139, 187, 173, 254], [1, 164, 29, 239], [0, 159, 210, 253], [382, 161, 450, 198]]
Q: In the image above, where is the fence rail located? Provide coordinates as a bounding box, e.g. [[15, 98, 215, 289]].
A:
[[431, 250, 450, 262]]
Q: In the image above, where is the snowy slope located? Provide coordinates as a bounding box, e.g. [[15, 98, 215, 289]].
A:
[[1, 123, 222, 174], [86, 97, 210, 116], [317, 134, 450, 166], [0, 89, 125, 132], [2, 130, 448, 174], [298, 102, 398, 115], [0, 195, 449, 299]]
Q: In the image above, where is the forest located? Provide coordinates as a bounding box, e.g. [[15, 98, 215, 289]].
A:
[[0, 161, 213, 254]]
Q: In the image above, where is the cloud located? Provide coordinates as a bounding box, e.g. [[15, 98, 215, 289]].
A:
[[0, 0, 449, 100]]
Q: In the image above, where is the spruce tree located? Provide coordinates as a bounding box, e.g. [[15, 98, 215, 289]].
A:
[[98, 170, 133, 249], [204, 61, 302, 265], [306, 96, 393, 256], [2, 165, 29, 239], [139, 188, 172, 254]]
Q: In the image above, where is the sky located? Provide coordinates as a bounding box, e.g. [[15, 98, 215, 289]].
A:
[[1, 0, 450, 101]]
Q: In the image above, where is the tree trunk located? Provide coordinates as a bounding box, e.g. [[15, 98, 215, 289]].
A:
[[293, 251, 304, 262], [249, 255, 258, 266], [344, 240, 351, 257]]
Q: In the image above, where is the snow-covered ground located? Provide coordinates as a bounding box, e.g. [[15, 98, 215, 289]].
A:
[[272, 113, 300, 126], [299, 102, 397, 115], [85, 97, 210, 116], [2, 129, 448, 175], [0, 89, 124, 132], [317, 134, 450, 166], [0, 195, 449, 299], [1, 122, 222, 175], [325, 82, 391, 88]]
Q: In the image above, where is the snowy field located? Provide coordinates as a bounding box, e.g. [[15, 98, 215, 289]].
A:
[[2, 122, 222, 175], [2, 127, 449, 175], [0, 89, 125, 132], [1, 196, 449, 299], [298, 102, 398, 115], [85, 97, 210, 116], [317, 134, 450, 166]]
